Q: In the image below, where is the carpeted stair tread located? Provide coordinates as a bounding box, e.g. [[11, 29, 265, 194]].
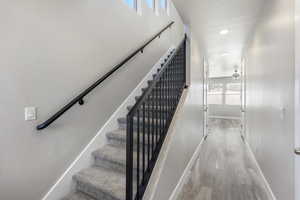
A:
[[74, 166, 125, 200], [92, 145, 144, 173], [92, 145, 126, 173], [106, 129, 126, 143], [106, 129, 150, 147]]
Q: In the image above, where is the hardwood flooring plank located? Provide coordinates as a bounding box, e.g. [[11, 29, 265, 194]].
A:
[[176, 119, 273, 200]]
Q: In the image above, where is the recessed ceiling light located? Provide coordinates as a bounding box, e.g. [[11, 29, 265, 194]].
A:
[[220, 29, 229, 35]]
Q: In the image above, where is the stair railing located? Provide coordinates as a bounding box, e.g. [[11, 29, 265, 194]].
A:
[[126, 35, 187, 200], [36, 22, 174, 130]]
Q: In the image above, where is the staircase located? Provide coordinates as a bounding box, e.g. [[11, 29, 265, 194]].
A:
[[62, 37, 186, 200], [61, 57, 171, 200]]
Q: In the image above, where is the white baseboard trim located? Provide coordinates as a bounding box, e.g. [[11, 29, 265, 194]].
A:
[[168, 137, 205, 200], [143, 88, 188, 200], [42, 47, 175, 200], [245, 141, 277, 200]]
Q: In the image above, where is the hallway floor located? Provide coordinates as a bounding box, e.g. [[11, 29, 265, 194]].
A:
[[175, 119, 273, 200]]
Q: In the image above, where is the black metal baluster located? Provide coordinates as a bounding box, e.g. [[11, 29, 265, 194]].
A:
[[172, 59, 175, 118], [184, 42, 186, 80], [166, 67, 168, 129], [169, 61, 172, 124], [157, 81, 160, 142], [177, 57, 179, 93], [170, 60, 172, 121], [175, 57, 178, 109], [176, 55, 179, 105], [165, 70, 168, 131], [175, 62, 177, 105], [142, 103, 145, 184], [182, 46, 185, 88], [166, 64, 169, 125], [174, 58, 177, 111], [159, 77, 162, 141], [172, 59, 174, 113], [154, 87, 157, 148], [126, 115, 133, 200], [181, 49, 184, 88], [166, 65, 168, 125], [179, 55, 182, 98], [170, 60, 174, 116], [147, 96, 150, 168], [161, 71, 166, 132], [151, 90, 154, 156], [136, 110, 140, 199], [164, 71, 167, 131]]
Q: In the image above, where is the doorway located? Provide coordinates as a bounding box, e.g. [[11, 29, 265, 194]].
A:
[[205, 61, 243, 137]]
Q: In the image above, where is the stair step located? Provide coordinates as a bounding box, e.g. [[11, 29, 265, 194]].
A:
[[74, 167, 126, 200], [92, 145, 126, 173], [62, 192, 96, 200], [106, 130, 127, 147], [106, 129, 150, 148], [92, 145, 144, 174]]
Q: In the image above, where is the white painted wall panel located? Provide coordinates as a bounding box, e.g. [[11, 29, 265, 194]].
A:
[[295, 1, 300, 199], [0, 1, 184, 199], [244, 0, 294, 199]]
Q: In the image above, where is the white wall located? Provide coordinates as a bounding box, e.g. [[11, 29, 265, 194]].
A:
[[151, 31, 204, 200], [244, 0, 294, 199], [295, 1, 300, 199], [0, 0, 184, 199]]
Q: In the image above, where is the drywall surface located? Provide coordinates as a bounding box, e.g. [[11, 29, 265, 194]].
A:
[[244, 0, 294, 199], [0, 0, 184, 199], [295, 1, 300, 199], [151, 33, 204, 200]]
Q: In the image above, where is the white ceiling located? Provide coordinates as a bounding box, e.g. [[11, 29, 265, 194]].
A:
[[172, 0, 265, 77]]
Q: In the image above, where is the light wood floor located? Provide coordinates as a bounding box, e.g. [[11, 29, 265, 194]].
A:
[[176, 119, 273, 200]]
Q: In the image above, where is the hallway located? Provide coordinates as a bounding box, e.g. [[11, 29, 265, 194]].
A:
[[175, 119, 274, 200], [0, 0, 296, 199]]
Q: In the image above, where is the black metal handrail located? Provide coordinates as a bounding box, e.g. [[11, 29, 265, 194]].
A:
[[36, 22, 174, 130], [126, 35, 187, 200]]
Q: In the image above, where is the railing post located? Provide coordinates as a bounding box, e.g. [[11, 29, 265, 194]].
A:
[[184, 34, 188, 88], [126, 114, 134, 200]]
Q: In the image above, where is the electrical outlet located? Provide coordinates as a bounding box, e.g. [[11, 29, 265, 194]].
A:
[[25, 107, 37, 121]]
